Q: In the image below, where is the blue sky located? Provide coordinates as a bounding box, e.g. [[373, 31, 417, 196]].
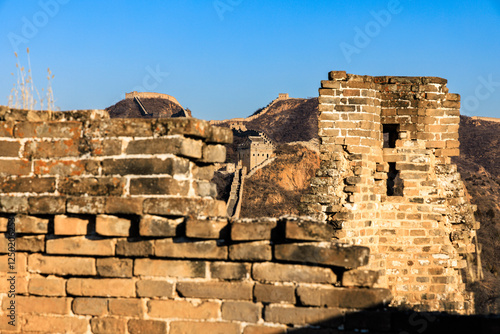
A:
[[0, 0, 499, 120]]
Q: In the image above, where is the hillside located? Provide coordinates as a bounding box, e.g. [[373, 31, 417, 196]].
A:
[[106, 97, 191, 118]]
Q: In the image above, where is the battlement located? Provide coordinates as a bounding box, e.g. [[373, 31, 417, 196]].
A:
[[125, 91, 183, 108]]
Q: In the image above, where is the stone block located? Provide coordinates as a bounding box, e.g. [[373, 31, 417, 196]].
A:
[[89, 138, 123, 156], [136, 280, 175, 298], [176, 281, 253, 300], [104, 197, 144, 214], [231, 218, 277, 240], [264, 304, 343, 326], [222, 301, 261, 323], [134, 259, 206, 278], [14, 121, 82, 138], [143, 197, 225, 217], [54, 215, 90, 235], [22, 315, 88, 333], [109, 298, 144, 317], [170, 321, 240, 334], [67, 196, 106, 214], [284, 218, 335, 241], [14, 215, 49, 233], [102, 157, 189, 176], [28, 276, 66, 296], [46, 236, 115, 256], [148, 299, 220, 319], [97, 258, 133, 277], [208, 126, 233, 144], [297, 286, 392, 309], [192, 164, 215, 180], [229, 241, 272, 261], [252, 262, 336, 284], [210, 262, 250, 280], [91, 318, 127, 334], [185, 217, 228, 239], [73, 297, 108, 316], [129, 177, 190, 195], [96, 214, 132, 236], [128, 319, 167, 334], [116, 239, 154, 257], [155, 238, 227, 259], [28, 254, 96, 276], [0, 158, 31, 175], [254, 283, 296, 304], [86, 118, 153, 137], [67, 278, 135, 297], [274, 242, 370, 268], [139, 215, 182, 237], [2, 296, 71, 315], [16, 235, 45, 252], [342, 269, 380, 288], [58, 177, 125, 196], [23, 139, 80, 159], [200, 144, 226, 163], [0, 176, 57, 194], [28, 196, 66, 214], [33, 158, 98, 176], [125, 136, 202, 158], [243, 325, 288, 334], [0, 195, 28, 213]]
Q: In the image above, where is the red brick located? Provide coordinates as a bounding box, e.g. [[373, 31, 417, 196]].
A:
[[47, 236, 115, 256], [170, 321, 240, 334], [72, 297, 108, 316], [176, 281, 253, 300], [253, 262, 336, 284], [222, 301, 261, 323], [148, 299, 220, 319], [155, 238, 227, 259], [134, 259, 206, 278], [136, 280, 175, 298], [109, 298, 144, 317], [28, 254, 96, 276], [54, 215, 90, 235], [91, 318, 127, 334], [96, 214, 132, 236], [128, 319, 167, 334], [14, 121, 82, 138], [23, 315, 88, 333], [28, 276, 66, 296], [67, 278, 135, 297]]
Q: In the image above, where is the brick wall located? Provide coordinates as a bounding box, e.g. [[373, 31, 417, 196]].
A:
[[301, 71, 480, 314]]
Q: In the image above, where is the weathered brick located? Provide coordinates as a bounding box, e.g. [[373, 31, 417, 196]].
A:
[[96, 214, 132, 237], [0, 140, 20, 157], [222, 301, 261, 323], [109, 298, 144, 317], [0, 176, 56, 193], [284, 219, 335, 241], [105, 197, 144, 214], [264, 304, 343, 326], [46, 236, 115, 256], [34, 159, 98, 176], [23, 315, 88, 333], [139, 215, 183, 237], [128, 319, 167, 334], [0, 253, 26, 273], [297, 286, 392, 309], [155, 238, 228, 259], [2, 296, 71, 314], [67, 278, 135, 297], [195, 180, 218, 197], [253, 262, 336, 284], [130, 177, 190, 195], [97, 258, 133, 277], [274, 242, 370, 268], [24, 139, 81, 158], [229, 241, 272, 261], [143, 197, 225, 217], [87, 118, 153, 137], [29, 254, 96, 276], [28, 276, 66, 296], [177, 281, 253, 300], [54, 215, 90, 235], [16, 235, 45, 252], [134, 259, 206, 278], [67, 196, 106, 214], [243, 325, 288, 334], [208, 126, 233, 144], [72, 297, 108, 315], [14, 121, 82, 138], [0, 121, 14, 137], [200, 144, 226, 163], [102, 157, 189, 175], [0, 159, 31, 175], [192, 164, 215, 180], [254, 284, 296, 304], [148, 299, 220, 319], [210, 262, 250, 280], [116, 239, 154, 257], [185, 217, 228, 239], [170, 321, 240, 334], [59, 177, 125, 196], [89, 138, 123, 156], [0, 196, 28, 213], [136, 280, 174, 298], [14, 215, 48, 233], [28, 196, 66, 214], [125, 136, 203, 158], [231, 219, 277, 240], [91, 318, 127, 334], [342, 269, 380, 288]]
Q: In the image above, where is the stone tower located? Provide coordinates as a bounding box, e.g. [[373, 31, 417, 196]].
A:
[[301, 71, 481, 314]]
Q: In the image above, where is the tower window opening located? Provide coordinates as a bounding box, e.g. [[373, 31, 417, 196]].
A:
[[383, 124, 399, 148], [387, 162, 403, 196]]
